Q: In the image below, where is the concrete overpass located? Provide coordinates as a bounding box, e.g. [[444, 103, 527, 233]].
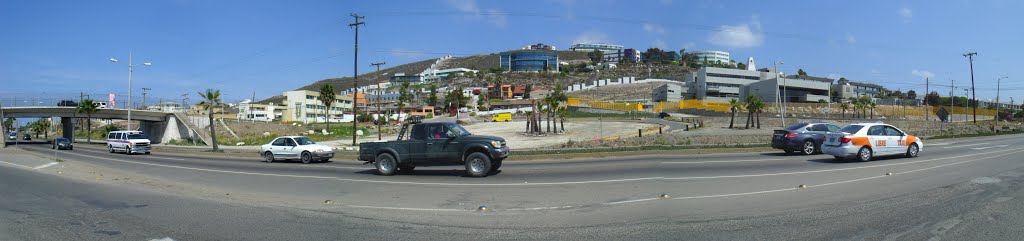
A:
[[1, 106, 204, 146]]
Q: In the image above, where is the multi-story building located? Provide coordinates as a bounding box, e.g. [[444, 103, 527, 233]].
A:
[[500, 50, 559, 72], [238, 100, 285, 122], [389, 68, 479, 83], [743, 75, 833, 103], [653, 83, 684, 102], [687, 67, 764, 102], [834, 78, 889, 99], [569, 43, 624, 63], [623, 48, 641, 63], [280, 90, 354, 124], [692, 50, 731, 64]]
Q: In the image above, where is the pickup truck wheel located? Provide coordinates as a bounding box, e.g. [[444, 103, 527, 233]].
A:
[[375, 154, 397, 176], [465, 152, 492, 177], [263, 152, 274, 163], [300, 152, 312, 164]]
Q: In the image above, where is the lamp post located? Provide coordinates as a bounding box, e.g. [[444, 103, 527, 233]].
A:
[[996, 76, 1007, 128], [110, 51, 152, 131], [774, 61, 784, 126]]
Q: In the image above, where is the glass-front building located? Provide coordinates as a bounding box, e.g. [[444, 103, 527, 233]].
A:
[[500, 50, 559, 72], [692, 50, 731, 64]]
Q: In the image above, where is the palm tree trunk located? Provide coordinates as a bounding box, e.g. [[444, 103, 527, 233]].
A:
[[560, 116, 565, 132], [208, 107, 218, 151], [729, 110, 735, 129], [756, 110, 761, 129], [546, 111, 551, 133], [86, 116, 91, 144]]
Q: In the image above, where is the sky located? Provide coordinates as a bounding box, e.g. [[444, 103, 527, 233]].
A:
[[2, 0, 1023, 105]]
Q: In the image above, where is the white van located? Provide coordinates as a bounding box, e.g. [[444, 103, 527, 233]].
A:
[[107, 130, 151, 154], [94, 102, 108, 109]]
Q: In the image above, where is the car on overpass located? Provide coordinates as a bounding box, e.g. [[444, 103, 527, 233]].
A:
[[57, 100, 78, 107], [260, 136, 334, 163], [772, 122, 841, 155], [822, 123, 922, 162], [106, 131, 151, 155], [358, 121, 509, 177]]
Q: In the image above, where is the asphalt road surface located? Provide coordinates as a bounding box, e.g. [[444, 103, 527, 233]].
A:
[[3, 134, 1024, 240]]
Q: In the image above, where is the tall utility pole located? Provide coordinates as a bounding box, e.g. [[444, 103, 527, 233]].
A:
[[181, 93, 188, 112], [964, 88, 970, 122], [349, 13, 365, 146], [370, 61, 386, 140], [949, 80, 954, 123], [925, 78, 929, 121], [996, 76, 1007, 128], [142, 87, 151, 109], [773, 61, 784, 126], [250, 91, 256, 123], [963, 52, 978, 123]]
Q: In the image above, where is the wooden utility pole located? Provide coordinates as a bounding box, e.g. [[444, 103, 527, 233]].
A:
[[963, 52, 978, 123], [370, 62, 385, 140], [349, 13, 365, 145]]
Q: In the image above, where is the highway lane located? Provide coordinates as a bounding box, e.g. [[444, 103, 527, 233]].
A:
[[5, 133, 1024, 240]]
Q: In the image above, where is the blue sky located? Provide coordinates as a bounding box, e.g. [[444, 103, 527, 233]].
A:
[[2, 0, 1022, 104]]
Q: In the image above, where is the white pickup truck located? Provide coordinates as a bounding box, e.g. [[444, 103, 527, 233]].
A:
[[107, 130, 151, 155]]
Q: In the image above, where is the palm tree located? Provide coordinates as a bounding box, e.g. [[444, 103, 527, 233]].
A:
[[319, 84, 336, 132], [869, 102, 877, 119], [77, 99, 98, 144], [753, 98, 766, 129], [197, 89, 222, 152], [557, 106, 567, 133], [543, 95, 553, 133], [728, 98, 742, 129], [744, 96, 757, 129], [839, 102, 849, 118]]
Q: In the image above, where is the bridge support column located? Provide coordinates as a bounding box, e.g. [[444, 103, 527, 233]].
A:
[[61, 117, 76, 142], [139, 120, 165, 144]]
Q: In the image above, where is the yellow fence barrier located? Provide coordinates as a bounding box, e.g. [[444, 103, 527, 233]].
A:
[[567, 98, 643, 112]]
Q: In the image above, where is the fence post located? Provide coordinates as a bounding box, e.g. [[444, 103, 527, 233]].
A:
[[659, 127, 662, 134], [639, 129, 642, 137], [685, 125, 689, 131]]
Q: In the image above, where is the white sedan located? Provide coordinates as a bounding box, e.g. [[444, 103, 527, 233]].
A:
[[260, 136, 335, 163]]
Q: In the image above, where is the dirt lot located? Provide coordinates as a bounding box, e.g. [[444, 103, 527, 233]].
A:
[[460, 120, 659, 149]]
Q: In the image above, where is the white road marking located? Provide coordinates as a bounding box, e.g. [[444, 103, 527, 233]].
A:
[[662, 158, 786, 164], [971, 144, 1009, 150], [0, 161, 35, 169], [346, 205, 466, 212], [605, 198, 660, 205], [504, 205, 576, 211], [33, 162, 58, 169], [942, 142, 991, 149]]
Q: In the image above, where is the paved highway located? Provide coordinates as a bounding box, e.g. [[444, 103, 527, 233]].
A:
[[3, 134, 1024, 240]]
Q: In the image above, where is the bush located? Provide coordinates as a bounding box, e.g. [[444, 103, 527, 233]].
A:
[[469, 112, 477, 117]]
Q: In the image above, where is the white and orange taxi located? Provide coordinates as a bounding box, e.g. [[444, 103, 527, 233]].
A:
[[821, 123, 922, 162]]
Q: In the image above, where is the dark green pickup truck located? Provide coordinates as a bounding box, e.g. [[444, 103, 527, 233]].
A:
[[358, 121, 510, 177]]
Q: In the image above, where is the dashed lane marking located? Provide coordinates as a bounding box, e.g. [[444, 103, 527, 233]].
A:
[[971, 144, 1009, 150], [34, 162, 58, 169], [942, 142, 991, 149]]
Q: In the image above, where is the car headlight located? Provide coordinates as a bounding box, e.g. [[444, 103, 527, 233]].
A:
[[490, 141, 501, 148]]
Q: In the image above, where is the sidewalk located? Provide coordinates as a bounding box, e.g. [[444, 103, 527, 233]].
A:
[[0, 146, 62, 170]]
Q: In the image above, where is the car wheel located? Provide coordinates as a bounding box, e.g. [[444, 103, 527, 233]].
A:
[[801, 140, 816, 155], [124, 146, 131, 155], [300, 152, 312, 164], [490, 159, 502, 172], [906, 143, 920, 158], [263, 152, 274, 163], [465, 152, 493, 177], [375, 153, 397, 176], [398, 165, 415, 173], [69, 147, 73, 150], [108, 145, 114, 153], [857, 147, 872, 162]]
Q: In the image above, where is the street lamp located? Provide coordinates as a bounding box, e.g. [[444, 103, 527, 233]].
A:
[[110, 51, 152, 131], [774, 61, 785, 126]]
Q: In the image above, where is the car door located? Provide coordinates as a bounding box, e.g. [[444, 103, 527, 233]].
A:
[[282, 138, 300, 158], [270, 138, 287, 157], [406, 124, 429, 164], [424, 124, 453, 163], [885, 126, 906, 155], [865, 126, 889, 155]]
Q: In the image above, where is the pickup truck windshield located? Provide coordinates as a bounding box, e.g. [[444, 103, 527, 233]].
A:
[[127, 134, 148, 139], [294, 137, 316, 145], [447, 123, 471, 137]]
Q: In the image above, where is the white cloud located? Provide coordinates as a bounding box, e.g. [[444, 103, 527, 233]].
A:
[[707, 15, 764, 49], [911, 69, 935, 79], [653, 39, 668, 49], [899, 7, 913, 23], [446, 0, 507, 27], [572, 31, 611, 44], [845, 33, 856, 44], [642, 23, 666, 35]]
